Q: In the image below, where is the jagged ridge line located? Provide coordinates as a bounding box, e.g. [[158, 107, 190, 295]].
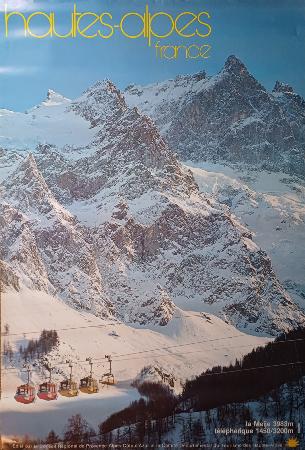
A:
[[1, 315, 236, 337]]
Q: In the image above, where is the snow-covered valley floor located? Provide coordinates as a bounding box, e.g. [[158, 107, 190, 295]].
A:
[[0, 382, 139, 439], [1, 288, 267, 439]]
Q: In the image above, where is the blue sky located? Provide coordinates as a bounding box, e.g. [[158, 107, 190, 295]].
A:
[[0, 0, 305, 111]]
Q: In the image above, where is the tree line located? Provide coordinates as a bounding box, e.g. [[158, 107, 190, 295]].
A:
[[19, 329, 59, 361], [182, 326, 305, 410]]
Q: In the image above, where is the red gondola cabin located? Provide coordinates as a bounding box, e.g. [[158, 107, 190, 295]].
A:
[[37, 382, 58, 401], [15, 384, 36, 404]]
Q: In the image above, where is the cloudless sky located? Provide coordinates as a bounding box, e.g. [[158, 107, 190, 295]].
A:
[[0, 0, 305, 111]]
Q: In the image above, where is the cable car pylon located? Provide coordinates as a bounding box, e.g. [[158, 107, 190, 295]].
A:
[[15, 365, 36, 404], [59, 360, 79, 397], [37, 366, 58, 401], [100, 354, 115, 386], [79, 357, 99, 394]]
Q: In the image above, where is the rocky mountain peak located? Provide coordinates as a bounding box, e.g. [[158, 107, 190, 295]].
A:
[[84, 79, 121, 97], [174, 70, 206, 84], [26, 89, 70, 113], [125, 55, 305, 177], [70, 79, 127, 126], [193, 70, 206, 82], [45, 89, 70, 104], [223, 55, 249, 76], [273, 81, 294, 94]]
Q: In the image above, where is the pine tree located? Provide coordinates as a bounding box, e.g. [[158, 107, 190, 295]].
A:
[[45, 430, 60, 444]]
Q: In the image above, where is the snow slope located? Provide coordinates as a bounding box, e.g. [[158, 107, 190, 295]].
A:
[[0, 90, 95, 150], [0, 288, 268, 439]]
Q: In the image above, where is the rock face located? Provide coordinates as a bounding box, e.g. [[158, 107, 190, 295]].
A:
[[0, 260, 19, 291], [125, 55, 305, 178], [0, 154, 110, 316], [69, 80, 127, 126], [272, 80, 305, 147], [0, 77, 304, 335]]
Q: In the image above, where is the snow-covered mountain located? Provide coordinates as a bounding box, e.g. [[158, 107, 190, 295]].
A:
[[0, 89, 94, 151], [0, 153, 110, 315], [0, 79, 303, 335], [1, 59, 305, 441], [186, 162, 305, 312], [124, 55, 305, 178]]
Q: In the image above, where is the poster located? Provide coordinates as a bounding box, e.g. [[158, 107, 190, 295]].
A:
[[0, 0, 304, 448]]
